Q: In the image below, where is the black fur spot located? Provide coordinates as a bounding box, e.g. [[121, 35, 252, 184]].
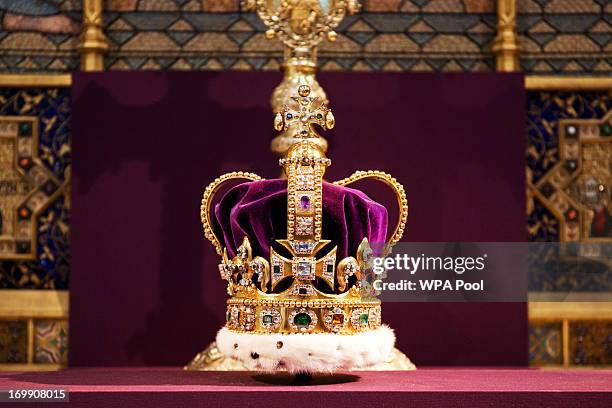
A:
[[251, 352, 259, 359], [234, 343, 238, 349], [276, 341, 283, 349]]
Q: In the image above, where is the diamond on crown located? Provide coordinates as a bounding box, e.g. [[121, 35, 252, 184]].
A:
[[293, 259, 315, 280], [296, 216, 313, 235], [291, 241, 315, 254]]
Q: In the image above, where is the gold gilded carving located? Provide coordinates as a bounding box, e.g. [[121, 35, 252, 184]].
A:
[[531, 110, 612, 245], [242, 0, 360, 157], [80, 0, 108, 71], [492, 0, 519, 72]]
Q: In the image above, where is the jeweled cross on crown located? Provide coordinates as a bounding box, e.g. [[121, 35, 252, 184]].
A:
[[271, 84, 339, 292], [274, 84, 335, 138]]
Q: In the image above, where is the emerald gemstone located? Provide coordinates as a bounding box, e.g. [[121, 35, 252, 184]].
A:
[[359, 313, 369, 325], [262, 314, 273, 324], [294, 312, 311, 327], [326, 264, 334, 273], [601, 123, 612, 137], [273, 265, 280, 274], [226, 310, 232, 323]]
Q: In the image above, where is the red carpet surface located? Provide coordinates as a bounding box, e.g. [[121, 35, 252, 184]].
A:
[[1, 368, 611, 407]]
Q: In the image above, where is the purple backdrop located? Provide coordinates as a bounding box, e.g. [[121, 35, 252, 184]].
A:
[[70, 71, 527, 366]]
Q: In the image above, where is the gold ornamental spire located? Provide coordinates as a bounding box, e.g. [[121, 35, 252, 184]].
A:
[[242, 0, 360, 156], [492, 0, 519, 72], [80, 0, 108, 71]]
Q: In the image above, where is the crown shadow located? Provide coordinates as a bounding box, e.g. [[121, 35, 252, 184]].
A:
[[252, 372, 359, 386]]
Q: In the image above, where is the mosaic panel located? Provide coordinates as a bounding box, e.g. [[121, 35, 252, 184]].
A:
[[0, 320, 27, 363], [0, 0, 81, 72], [102, 0, 496, 71], [0, 115, 67, 260], [570, 320, 612, 365], [34, 319, 68, 364], [527, 91, 611, 239], [526, 91, 611, 292], [0, 88, 71, 289], [0, 1, 609, 73], [517, 0, 611, 75], [529, 321, 563, 365]]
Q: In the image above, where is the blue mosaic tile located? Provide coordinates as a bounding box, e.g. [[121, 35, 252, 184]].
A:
[[345, 31, 376, 45], [406, 32, 434, 45], [239, 13, 268, 32], [186, 57, 207, 68], [529, 33, 556, 46], [226, 31, 254, 46], [183, 13, 240, 31], [167, 31, 196, 45], [362, 14, 418, 32], [422, 15, 481, 32], [545, 15, 601, 33], [122, 12, 180, 31], [124, 57, 147, 69], [108, 31, 136, 46], [589, 33, 611, 47], [0, 0, 59, 15]]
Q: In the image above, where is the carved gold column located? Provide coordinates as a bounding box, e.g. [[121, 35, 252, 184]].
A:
[[492, 0, 519, 72], [80, 0, 108, 71], [242, 0, 361, 157]]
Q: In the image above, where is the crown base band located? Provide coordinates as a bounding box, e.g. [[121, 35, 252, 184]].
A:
[[226, 302, 382, 335], [216, 325, 396, 373]]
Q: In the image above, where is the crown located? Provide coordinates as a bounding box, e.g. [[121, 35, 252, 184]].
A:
[[201, 85, 407, 372]]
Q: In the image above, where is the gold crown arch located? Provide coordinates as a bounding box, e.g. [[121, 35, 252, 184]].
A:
[[243, 0, 360, 156]]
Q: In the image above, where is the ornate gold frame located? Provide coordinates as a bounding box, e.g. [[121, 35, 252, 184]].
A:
[[525, 77, 612, 91], [0, 75, 72, 88]]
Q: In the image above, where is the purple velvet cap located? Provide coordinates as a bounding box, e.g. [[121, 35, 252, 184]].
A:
[[213, 179, 388, 258]]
